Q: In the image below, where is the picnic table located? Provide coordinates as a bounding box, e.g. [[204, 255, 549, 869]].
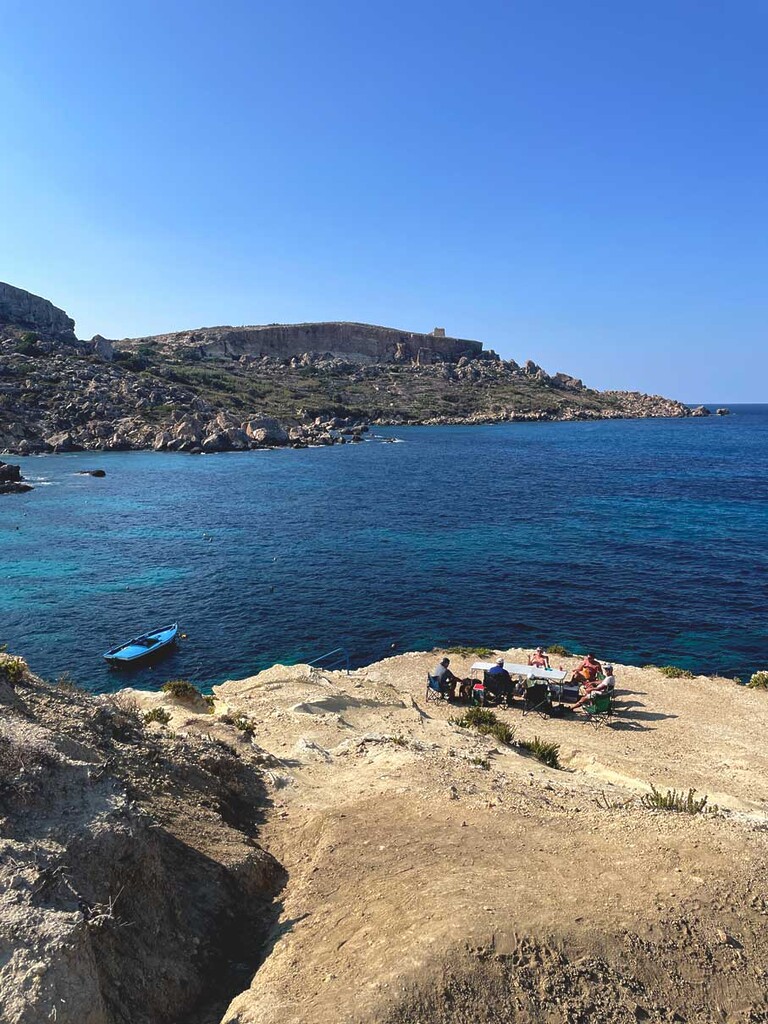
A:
[[470, 661, 578, 704], [470, 661, 568, 683]]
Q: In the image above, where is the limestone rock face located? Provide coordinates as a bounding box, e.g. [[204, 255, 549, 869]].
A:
[[0, 282, 76, 341], [119, 321, 484, 366], [691, 405, 711, 417]]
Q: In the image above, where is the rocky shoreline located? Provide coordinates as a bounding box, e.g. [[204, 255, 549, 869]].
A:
[[3, 647, 768, 1024], [1, 281, 695, 456]]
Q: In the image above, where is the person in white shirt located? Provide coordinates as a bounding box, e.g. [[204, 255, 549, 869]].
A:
[[569, 665, 615, 711]]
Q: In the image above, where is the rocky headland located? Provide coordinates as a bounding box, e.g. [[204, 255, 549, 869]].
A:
[[0, 283, 692, 455], [2, 647, 768, 1024]]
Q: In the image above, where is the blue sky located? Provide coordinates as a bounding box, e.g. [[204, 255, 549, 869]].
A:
[[1, 1, 766, 401]]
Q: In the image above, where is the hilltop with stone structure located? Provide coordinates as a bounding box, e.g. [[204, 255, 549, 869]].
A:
[[119, 321, 485, 366], [0, 282, 692, 455]]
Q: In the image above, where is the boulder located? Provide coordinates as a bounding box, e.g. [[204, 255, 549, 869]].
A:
[[46, 432, 83, 452], [201, 432, 231, 453], [691, 405, 711, 417], [243, 417, 289, 446], [75, 469, 106, 477], [90, 335, 114, 361], [716, 407, 731, 416], [0, 460, 33, 494]]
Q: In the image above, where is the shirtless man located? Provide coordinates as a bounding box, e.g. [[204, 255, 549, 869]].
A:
[[570, 652, 602, 686]]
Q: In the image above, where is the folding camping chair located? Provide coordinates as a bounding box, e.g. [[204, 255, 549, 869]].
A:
[[426, 674, 445, 703], [522, 681, 551, 719], [584, 691, 614, 727]]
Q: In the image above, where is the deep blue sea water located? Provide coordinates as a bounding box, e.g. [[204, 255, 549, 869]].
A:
[[2, 405, 766, 692]]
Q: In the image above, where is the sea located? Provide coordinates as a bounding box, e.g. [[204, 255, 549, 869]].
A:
[[2, 405, 766, 693]]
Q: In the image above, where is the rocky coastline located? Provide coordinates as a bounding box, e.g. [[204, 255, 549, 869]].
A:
[[1, 282, 694, 456], [2, 646, 768, 1024]]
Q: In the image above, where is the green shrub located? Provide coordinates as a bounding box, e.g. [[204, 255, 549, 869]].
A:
[[446, 646, 495, 658], [14, 337, 40, 356], [451, 706, 515, 746], [231, 714, 255, 736], [161, 679, 199, 700], [640, 785, 708, 814], [518, 735, 562, 769], [144, 707, 171, 725], [470, 757, 490, 770], [546, 644, 571, 657], [658, 666, 695, 679], [747, 671, 768, 690], [203, 694, 216, 711], [0, 655, 26, 686]]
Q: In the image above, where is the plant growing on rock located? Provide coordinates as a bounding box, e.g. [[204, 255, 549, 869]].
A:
[[658, 666, 695, 679], [640, 785, 710, 814], [144, 707, 171, 725], [451, 706, 515, 746], [518, 736, 562, 769], [231, 714, 255, 737], [0, 654, 26, 686], [546, 644, 571, 657], [161, 679, 200, 700], [747, 671, 768, 689], [446, 646, 495, 658]]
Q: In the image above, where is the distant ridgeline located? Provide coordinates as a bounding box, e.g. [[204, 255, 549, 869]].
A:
[[119, 322, 486, 366], [0, 281, 692, 455]]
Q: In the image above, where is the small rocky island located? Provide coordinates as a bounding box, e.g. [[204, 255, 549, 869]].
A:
[[0, 459, 32, 494], [0, 281, 693, 455]]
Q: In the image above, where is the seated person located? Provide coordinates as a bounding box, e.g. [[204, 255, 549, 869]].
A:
[[570, 652, 602, 686], [430, 657, 458, 700], [570, 666, 615, 711], [528, 646, 551, 669], [483, 657, 514, 707]]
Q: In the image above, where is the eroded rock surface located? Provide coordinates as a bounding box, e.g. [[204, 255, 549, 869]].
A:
[[0, 657, 283, 1024]]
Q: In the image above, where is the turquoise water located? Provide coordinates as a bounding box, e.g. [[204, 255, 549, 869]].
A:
[[2, 406, 767, 691]]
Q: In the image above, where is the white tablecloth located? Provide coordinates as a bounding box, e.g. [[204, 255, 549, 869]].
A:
[[470, 661, 568, 683]]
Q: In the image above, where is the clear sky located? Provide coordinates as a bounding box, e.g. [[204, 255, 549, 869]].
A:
[[2, 1, 766, 401]]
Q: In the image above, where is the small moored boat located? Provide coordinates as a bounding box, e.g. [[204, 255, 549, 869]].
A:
[[103, 622, 178, 664]]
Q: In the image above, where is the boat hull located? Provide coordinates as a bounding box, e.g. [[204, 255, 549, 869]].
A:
[[103, 623, 179, 664]]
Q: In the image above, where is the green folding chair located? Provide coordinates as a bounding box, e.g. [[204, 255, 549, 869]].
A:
[[584, 691, 614, 727]]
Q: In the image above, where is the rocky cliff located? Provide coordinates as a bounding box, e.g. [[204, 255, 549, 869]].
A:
[[3, 647, 768, 1024], [0, 283, 693, 455], [0, 282, 76, 341], [120, 322, 485, 365]]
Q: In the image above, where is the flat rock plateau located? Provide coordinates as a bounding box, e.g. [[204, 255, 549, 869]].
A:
[[0, 282, 691, 455], [2, 647, 767, 1024]]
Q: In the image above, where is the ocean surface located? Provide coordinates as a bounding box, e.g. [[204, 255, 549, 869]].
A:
[[2, 405, 767, 692]]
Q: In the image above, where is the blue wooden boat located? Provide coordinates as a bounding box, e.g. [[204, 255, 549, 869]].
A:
[[103, 622, 178, 664]]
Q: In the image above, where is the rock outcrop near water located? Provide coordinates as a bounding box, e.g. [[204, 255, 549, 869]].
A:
[[0, 282, 693, 454], [0, 656, 283, 1024], [0, 460, 32, 494], [3, 648, 768, 1024]]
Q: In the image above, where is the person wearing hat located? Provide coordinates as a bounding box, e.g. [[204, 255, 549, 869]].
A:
[[570, 665, 616, 711], [484, 657, 514, 707], [528, 646, 551, 669]]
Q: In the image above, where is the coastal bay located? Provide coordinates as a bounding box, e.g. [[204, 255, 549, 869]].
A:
[[3, 407, 766, 690]]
